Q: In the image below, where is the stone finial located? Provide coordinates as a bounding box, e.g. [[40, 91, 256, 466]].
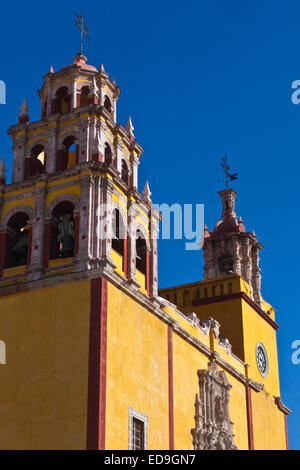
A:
[[203, 317, 220, 338], [73, 53, 88, 66], [238, 216, 246, 233], [218, 337, 232, 354], [125, 117, 135, 138], [100, 64, 105, 73], [49, 65, 54, 74], [142, 181, 152, 205], [0, 157, 6, 184], [19, 98, 29, 123], [90, 76, 99, 96]]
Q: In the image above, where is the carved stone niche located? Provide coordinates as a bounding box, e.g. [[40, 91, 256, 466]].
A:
[[191, 362, 237, 450]]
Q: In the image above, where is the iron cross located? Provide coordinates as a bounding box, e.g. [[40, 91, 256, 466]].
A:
[[221, 153, 239, 189], [74, 13, 90, 55]]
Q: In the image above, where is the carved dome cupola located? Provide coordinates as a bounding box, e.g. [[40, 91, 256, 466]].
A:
[[36, 54, 120, 121]]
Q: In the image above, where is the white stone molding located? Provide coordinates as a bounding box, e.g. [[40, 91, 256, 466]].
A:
[[128, 406, 148, 450], [0, 205, 34, 228]]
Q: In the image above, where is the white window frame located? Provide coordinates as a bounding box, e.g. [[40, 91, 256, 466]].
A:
[[128, 406, 148, 450]]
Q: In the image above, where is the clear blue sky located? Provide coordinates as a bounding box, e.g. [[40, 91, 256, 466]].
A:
[[0, 0, 299, 449]]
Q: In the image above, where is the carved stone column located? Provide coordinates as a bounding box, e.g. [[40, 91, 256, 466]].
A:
[[71, 77, 78, 110], [251, 245, 262, 308], [232, 236, 242, 275], [46, 119, 58, 174], [241, 237, 253, 296], [127, 201, 139, 288], [98, 177, 115, 270], [76, 174, 95, 270], [27, 183, 46, 281], [115, 135, 123, 173], [11, 132, 27, 183], [149, 208, 159, 299], [203, 239, 216, 279], [130, 153, 139, 189], [77, 117, 91, 163]]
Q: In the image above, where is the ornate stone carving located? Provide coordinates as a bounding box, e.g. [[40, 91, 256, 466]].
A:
[[191, 362, 237, 450]]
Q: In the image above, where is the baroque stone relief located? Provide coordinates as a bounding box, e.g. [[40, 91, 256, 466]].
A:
[[191, 362, 237, 450]]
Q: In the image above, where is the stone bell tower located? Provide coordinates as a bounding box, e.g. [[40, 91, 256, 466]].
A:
[[203, 188, 263, 307], [1, 52, 159, 299]]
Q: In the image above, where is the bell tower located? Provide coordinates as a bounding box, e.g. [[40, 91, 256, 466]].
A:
[[1, 52, 159, 298], [203, 188, 263, 307]]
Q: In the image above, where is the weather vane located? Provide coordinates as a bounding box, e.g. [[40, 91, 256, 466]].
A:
[[220, 153, 239, 189], [74, 13, 90, 55]]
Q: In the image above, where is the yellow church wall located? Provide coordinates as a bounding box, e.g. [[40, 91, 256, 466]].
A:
[[241, 299, 280, 396], [2, 265, 27, 278], [1, 197, 35, 218], [112, 192, 127, 214], [226, 375, 249, 450], [172, 333, 207, 449], [216, 365, 249, 450], [136, 214, 150, 236], [0, 280, 91, 449], [172, 334, 249, 450], [111, 249, 125, 278], [106, 282, 169, 450], [45, 184, 80, 208], [161, 305, 211, 349], [191, 298, 245, 360], [251, 390, 286, 450]]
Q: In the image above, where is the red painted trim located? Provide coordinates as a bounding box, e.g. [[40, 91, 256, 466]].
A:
[[284, 415, 289, 450], [27, 226, 33, 267], [246, 386, 254, 450], [0, 232, 7, 276], [24, 158, 30, 180], [74, 213, 80, 257], [92, 153, 103, 162], [192, 292, 279, 330], [168, 326, 174, 450], [86, 277, 108, 450], [51, 98, 57, 114]]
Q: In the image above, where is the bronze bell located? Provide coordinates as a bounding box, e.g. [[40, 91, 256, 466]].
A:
[[12, 230, 29, 265], [60, 233, 74, 258]]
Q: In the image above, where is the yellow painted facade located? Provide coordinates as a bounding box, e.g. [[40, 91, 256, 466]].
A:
[[0, 53, 289, 451]]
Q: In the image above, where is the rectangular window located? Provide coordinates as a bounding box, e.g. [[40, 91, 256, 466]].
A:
[[128, 407, 148, 450], [132, 418, 144, 450]]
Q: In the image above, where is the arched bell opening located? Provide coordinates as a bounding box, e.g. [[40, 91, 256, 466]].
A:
[[104, 95, 113, 115], [121, 159, 130, 186], [56, 136, 79, 172], [55, 86, 70, 114], [25, 144, 46, 179], [135, 229, 149, 293], [4, 212, 30, 269], [217, 255, 234, 275], [104, 142, 113, 165], [79, 86, 90, 107], [49, 201, 75, 260], [112, 208, 126, 257], [136, 229, 147, 276]]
